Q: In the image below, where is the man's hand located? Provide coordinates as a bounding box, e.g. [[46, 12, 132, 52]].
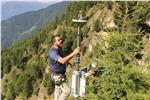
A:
[[73, 47, 80, 55]]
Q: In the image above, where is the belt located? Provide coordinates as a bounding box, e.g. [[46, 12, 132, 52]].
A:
[[51, 71, 65, 75]]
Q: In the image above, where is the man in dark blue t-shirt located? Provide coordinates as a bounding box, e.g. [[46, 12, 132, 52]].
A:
[[48, 35, 80, 100]]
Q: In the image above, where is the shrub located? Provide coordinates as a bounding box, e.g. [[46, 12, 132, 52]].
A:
[[94, 20, 101, 32], [43, 73, 55, 95]]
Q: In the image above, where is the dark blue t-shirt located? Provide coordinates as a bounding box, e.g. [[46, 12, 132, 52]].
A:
[[48, 47, 66, 73]]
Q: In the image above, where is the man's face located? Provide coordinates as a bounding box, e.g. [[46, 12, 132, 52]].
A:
[[54, 36, 62, 47]]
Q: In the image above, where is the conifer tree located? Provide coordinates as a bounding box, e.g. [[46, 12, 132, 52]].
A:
[[87, 1, 150, 99]]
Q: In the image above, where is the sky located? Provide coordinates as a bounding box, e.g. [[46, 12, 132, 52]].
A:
[[1, 0, 64, 21], [1, 0, 63, 3]]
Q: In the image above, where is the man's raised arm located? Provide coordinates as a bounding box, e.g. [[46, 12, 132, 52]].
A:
[[58, 47, 80, 64]]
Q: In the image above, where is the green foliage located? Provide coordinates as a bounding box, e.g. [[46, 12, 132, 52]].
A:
[[14, 73, 34, 98], [2, 57, 11, 74], [87, 1, 150, 99], [113, 1, 150, 33], [87, 30, 150, 99], [31, 37, 40, 54], [82, 26, 90, 37], [5, 83, 15, 100], [62, 1, 98, 26], [94, 20, 101, 32], [43, 73, 55, 95], [1, 15, 53, 99], [27, 57, 44, 79], [14, 73, 27, 96], [21, 78, 33, 98], [2, 1, 150, 99], [11, 69, 19, 85], [9, 54, 17, 66], [58, 27, 76, 55]]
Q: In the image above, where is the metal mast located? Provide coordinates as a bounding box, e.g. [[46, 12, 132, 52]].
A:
[[72, 10, 87, 70], [72, 11, 87, 98]]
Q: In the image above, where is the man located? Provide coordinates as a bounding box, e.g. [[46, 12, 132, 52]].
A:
[[48, 35, 80, 100]]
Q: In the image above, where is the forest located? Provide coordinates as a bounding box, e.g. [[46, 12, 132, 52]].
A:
[[1, 1, 150, 100]]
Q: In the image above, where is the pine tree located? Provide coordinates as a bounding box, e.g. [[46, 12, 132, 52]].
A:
[[87, 1, 150, 99]]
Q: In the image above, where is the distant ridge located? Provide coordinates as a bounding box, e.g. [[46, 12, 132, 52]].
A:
[[2, 1, 71, 49]]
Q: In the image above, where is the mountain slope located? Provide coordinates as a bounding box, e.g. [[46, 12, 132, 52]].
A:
[[1, 1, 71, 49], [1, 1, 150, 100]]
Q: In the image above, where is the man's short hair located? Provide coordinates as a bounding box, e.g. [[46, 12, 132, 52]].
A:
[[51, 34, 61, 44]]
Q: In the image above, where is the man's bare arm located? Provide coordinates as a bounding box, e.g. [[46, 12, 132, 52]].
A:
[[58, 47, 80, 64]]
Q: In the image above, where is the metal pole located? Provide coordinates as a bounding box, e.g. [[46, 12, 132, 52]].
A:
[[76, 25, 80, 71], [74, 25, 80, 98], [72, 10, 87, 99]]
